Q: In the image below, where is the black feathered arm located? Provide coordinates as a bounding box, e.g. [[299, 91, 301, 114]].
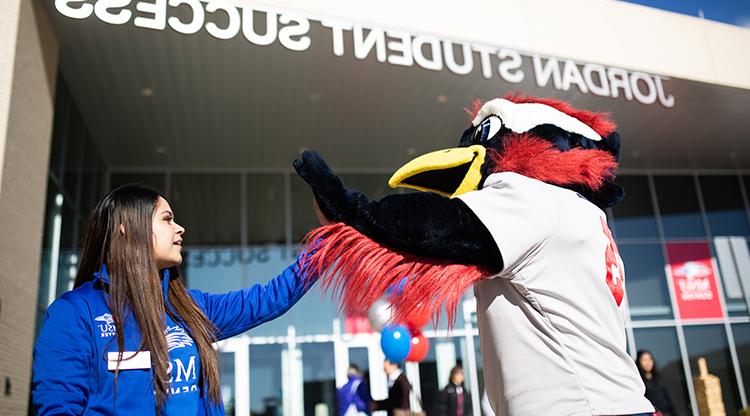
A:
[[293, 151, 502, 271]]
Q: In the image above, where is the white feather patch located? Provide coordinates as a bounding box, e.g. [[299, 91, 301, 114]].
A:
[[472, 98, 602, 142]]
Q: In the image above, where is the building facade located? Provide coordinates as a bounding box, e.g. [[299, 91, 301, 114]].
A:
[[1, 0, 750, 415]]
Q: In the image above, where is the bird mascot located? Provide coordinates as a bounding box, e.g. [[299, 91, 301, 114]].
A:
[[295, 94, 655, 416]]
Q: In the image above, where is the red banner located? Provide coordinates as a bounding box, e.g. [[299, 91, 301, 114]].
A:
[[666, 242, 724, 320]]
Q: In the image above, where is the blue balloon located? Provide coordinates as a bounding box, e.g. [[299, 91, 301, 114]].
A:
[[380, 325, 411, 363]]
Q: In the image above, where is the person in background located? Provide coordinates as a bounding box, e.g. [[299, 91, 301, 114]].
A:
[[338, 364, 371, 416], [438, 366, 471, 416], [371, 360, 410, 415], [636, 350, 678, 416]]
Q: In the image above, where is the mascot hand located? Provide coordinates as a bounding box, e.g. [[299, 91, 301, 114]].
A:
[[293, 150, 351, 222]]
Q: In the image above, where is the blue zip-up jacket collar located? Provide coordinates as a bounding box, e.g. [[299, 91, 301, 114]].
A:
[[32, 254, 316, 415]]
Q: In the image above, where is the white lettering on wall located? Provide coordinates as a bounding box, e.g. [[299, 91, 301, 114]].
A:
[[53, 0, 677, 107]]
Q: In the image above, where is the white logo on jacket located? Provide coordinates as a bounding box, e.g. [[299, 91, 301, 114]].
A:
[[164, 325, 194, 352], [95, 313, 116, 337], [164, 326, 198, 393]]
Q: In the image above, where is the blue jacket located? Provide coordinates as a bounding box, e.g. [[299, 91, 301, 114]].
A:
[[32, 257, 315, 415]]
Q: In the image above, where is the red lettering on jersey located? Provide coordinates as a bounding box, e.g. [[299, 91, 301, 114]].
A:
[[600, 217, 624, 306]]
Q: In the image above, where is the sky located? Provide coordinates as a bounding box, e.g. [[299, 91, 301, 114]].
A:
[[622, 0, 750, 28]]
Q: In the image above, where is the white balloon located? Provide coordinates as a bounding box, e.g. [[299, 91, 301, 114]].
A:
[[368, 299, 393, 332]]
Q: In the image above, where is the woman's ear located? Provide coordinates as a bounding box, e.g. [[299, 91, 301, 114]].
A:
[[119, 223, 125, 235]]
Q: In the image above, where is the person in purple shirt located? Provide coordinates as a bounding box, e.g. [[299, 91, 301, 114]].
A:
[[337, 364, 371, 416]]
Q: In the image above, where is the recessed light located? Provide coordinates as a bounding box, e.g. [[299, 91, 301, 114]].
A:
[[437, 94, 448, 103], [308, 92, 322, 101], [141, 87, 154, 97], [155, 145, 167, 154]]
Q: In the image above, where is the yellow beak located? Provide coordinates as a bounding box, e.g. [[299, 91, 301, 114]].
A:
[[388, 145, 487, 197]]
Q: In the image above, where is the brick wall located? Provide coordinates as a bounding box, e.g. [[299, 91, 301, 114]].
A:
[[0, 0, 58, 414]]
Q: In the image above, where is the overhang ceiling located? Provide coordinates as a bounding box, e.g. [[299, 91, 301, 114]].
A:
[[42, 3, 750, 173]]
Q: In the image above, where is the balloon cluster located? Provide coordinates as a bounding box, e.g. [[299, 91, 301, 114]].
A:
[[368, 296, 431, 363]]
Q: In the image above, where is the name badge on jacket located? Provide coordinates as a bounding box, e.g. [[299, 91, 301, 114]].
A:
[[107, 351, 152, 371]]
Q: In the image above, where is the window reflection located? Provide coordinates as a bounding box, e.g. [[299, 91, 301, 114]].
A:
[[291, 173, 395, 242], [731, 323, 750, 406], [110, 173, 166, 195], [247, 174, 285, 244], [683, 325, 743, 415], [301, 343, 336, 415], [171, 174, 241, 246], [699, 176, 750, 237], [619, 243, 673, 319], [249, 344, 285, 416], [220, 352, 236, 416], [713, 239, 750, 316], [418, 337, 467, 415], [633, 327, 690, 416], [613, 176, 659, 239], [654, 176, 706, 239]]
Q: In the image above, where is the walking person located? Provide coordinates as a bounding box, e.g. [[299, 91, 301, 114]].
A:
[[32, 184, 323, 415], [338, 364, 371, 416], [438, 366, 471, 416], [371, 360, 410, 416]]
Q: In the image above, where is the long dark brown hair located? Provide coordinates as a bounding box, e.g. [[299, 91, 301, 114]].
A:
[[74, 184, 221, 408]]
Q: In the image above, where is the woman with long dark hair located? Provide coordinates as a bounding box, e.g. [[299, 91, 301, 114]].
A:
[[636, 350, 678, 416], [32, 184, 320, 415]]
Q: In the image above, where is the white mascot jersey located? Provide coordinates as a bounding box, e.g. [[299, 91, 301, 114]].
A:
[[458, 172, 654, 416]]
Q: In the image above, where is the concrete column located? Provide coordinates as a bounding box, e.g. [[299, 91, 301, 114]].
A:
[[0, 0, 58, 414]]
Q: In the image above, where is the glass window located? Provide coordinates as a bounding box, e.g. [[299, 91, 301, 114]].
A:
[[291, 173, 394, 242], [37, 184, 63, 310], [110, 173, 166, 195], [632, 327, 690, 416], [731, 323, 750, 406], [683, 325, 743, 415], [653, 176, 706, 239], [619, 243, 673, 320], [220, 352, 236, 416], [301, 343, 336, 415], [700, 175, 750, 236], [612, 176, 659, 239], [249, 344, 285, 416], [713, 238, 750, 316], [247, 174, 285, 244], [185, 245, 313, 338], [78, 168, 105, 221], [57, 199, 80, 295], [171, 174, 241, 246], [291, 175, 319, 243], [48, 75, 70, 180], [348, 347, 370, 379], [183, 247, 247, 293], [418, 337, 466, 415], [286, 284, 338, 336]]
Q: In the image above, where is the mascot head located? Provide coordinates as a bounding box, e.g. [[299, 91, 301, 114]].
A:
[[389, 94, 624, 208]]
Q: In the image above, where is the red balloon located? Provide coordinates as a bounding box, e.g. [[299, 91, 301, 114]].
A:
[[405, 332, 429, 362], [406, 305, 432, 331]]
